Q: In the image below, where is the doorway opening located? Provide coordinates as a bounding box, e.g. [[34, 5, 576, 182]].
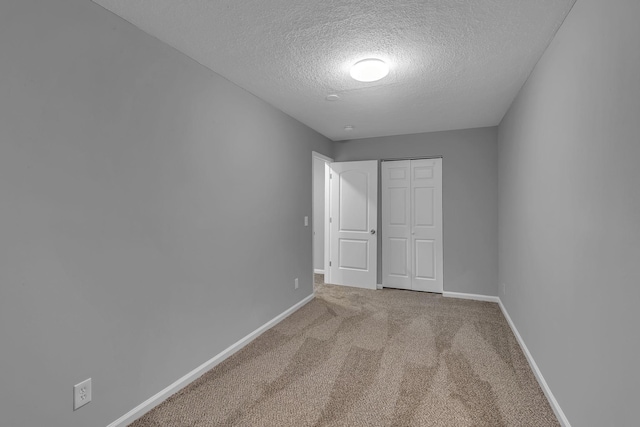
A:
[[311, 151, 332, 288]]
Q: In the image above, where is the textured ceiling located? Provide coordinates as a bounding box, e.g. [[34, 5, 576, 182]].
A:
[[92, 0, 576, 141]]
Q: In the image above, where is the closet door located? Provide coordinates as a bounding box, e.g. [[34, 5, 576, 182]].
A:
[[382, 159, 443, 293], [410, 159, 443, 293], [382, 161, 411, 290]]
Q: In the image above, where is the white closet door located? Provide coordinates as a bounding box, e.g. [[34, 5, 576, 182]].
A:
[[382, 161, 411, 290], [382, 158, 443, 293], [411, 159, 443, 292], [328, 160, 378, 290]]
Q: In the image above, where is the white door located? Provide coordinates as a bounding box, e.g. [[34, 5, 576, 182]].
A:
[[411, 159, 443, 292], [381, 160, 412, 290], [327, 161, 378, 290], [382, 158, 443, 293]]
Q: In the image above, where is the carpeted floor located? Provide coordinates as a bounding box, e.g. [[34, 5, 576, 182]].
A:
[[130, 276, 559, 426]]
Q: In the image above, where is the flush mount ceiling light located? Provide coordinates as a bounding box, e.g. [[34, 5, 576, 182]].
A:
[[349, 59, 389, 82]]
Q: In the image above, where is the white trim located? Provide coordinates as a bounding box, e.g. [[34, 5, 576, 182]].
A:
[[310, 151, 333, 287], [443, 291, 570, 426], [107, 293, 315, 427], [498, 299, 571, 427], [324, 162, 331, 283], [443, 291, 500, 303], [311, 151, 333, 163]]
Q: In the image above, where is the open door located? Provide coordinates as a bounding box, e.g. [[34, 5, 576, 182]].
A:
[[326, 160, 378, 290]]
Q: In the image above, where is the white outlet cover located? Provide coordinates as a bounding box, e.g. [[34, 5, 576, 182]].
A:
[[74, 378, 92, 410], [304, 216, 309, 226], [295, 278, 299, 289]]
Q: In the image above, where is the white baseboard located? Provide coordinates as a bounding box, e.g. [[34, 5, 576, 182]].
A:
[[498, 299, 571, 427], [443, 291, 500, 303], [313, 269, 325, 275], [107, 293, 316, 427]]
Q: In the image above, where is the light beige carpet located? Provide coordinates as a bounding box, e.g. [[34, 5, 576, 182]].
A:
[[130, 277, 559, 426]]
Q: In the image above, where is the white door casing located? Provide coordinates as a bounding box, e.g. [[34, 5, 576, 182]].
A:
[[327, 161, 378, 290], [312, 152, 332, 274], [382, 158, 443, 293]]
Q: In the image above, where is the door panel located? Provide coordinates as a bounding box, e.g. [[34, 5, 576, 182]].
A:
[[414, 239, 435, 279], [339, 170, 369, 232], [338, 239, 369, 270], [413, 165, 434, 179], [413, 187, 434, 226], [388, 188, 408, 225], [328, 161, 377, 289], [388, 238, 409, 277]]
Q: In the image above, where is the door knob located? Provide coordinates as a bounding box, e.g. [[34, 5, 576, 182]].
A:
[[370, 229, 376, 235]]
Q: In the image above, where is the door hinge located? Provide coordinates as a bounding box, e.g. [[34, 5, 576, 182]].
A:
[[329, 217, 332, 223], [329, 261, 332, 267], [330, 173, 332, 179]]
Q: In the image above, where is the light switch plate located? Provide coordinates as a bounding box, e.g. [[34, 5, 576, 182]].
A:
[[74, 378, 92, 410], [304, 216, 309, 226]]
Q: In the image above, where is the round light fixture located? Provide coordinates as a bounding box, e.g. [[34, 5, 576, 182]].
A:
[[325, 94, 340, 101], [350, 59, 389, 82]]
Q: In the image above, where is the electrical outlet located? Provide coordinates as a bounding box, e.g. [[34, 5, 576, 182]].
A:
[[74, 378, 92, 410], [294, 278, 299, 289], [304, 216, 309, 227]]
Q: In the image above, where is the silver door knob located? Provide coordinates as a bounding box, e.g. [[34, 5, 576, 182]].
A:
[[370, 229, 376, 235]]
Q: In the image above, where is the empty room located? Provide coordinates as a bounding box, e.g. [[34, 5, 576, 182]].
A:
[[1, 0, 638, 426]]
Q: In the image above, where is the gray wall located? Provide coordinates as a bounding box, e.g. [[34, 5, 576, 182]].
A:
[[0, 1, 332, 426], [334, 127, 498, 296], [497, 0, 640, 425]]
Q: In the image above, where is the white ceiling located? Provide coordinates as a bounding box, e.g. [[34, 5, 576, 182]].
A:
[[92, 0, 575, 141]]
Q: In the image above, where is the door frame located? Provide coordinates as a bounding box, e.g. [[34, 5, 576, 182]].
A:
[[311, 151, 333, 284]]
